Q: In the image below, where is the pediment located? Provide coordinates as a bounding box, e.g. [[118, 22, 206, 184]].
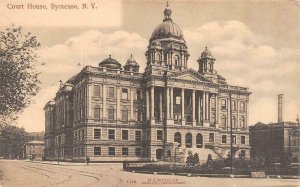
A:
[[168, 69, 210, 82]]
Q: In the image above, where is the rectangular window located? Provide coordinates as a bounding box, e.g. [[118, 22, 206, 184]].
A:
[[135, 131, 142, 141], [122, 109, 128, 122], [240, 102, 245, 111], [108, 147, 115, 156], [122, 130, 128, 140], [94, 85, 101, 97], [233, 135, 237, 144], [135, 148, 141, 156], [209, 133, 214, 143], [122, 147, 128, 156], [175, 96, 181, 105], [122, 88, 128, 100], [108, 129, 115, 140], [94, 129, 101, 139], [94, 147, 101, 156], [221, 99, 226, 110], [157, 130, 163, 140], [241, 136, 246, 144], [108, 87, 115, 99], [108, 107, 114, 120], [222, 135, 227, 144], [231, 101, 236, 111]]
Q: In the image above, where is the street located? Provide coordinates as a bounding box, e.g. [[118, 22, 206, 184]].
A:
[[0, 160, 299, 187]]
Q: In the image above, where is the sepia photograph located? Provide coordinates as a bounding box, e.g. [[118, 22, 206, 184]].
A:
[[0, 0, 299, 186]]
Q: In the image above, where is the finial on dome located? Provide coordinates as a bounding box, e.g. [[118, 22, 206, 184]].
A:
[[109, 54, 111, 58], [164, 1, 172, 20], [130, 53, 133, 58], [205, 46, 208, 50]]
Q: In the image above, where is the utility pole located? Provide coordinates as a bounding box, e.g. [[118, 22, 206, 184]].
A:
[[229, 93, 233, 174]]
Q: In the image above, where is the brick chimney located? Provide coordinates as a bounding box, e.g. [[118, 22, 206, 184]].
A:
[[278, 94, 283, 123]]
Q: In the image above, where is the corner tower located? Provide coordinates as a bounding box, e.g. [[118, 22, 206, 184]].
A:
[[145, 3, 189, 74]]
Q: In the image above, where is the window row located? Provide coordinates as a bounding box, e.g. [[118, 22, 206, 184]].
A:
[[93, 106, 143, 122], [74, 129, 85, 142], [220, 115, 247, 128], [93, 85, 142, 100], [221, 135, 246, 144], [93, 129, 142, 141], [93, 147, 142, 156], [221, 100, 246, 111]]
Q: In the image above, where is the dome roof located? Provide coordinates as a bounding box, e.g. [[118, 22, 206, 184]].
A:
[[99, 55, 122, 69], [125, 54, 139, 67], [201, 47, 215, 59], [150, 3, 184, 42]]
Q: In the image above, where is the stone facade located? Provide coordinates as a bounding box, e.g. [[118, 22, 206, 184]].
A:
[[44, 4, 251, 162]]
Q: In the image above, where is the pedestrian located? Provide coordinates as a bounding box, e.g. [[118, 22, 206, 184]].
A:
[[86, 156, 90, 165]]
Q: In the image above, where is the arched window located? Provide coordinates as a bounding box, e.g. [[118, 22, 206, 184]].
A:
[[122, 107, 128, 123], [174, 55, 180, 66], [240, 101, 245, 111], [185, 133, 192, 148], [108, 106, 114, 121], [240, 116, 245, 128], [156, 54, 161, 62], [174, 132, 182, 147], [221, 115, 227, 127], [196, 133, 203, 148], [94, 105, 100, 120], [221, 99, 227, 110], [232, 116, 236, 128]]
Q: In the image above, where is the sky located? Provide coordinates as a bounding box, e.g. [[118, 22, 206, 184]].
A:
[[0, 0, 299, 132]]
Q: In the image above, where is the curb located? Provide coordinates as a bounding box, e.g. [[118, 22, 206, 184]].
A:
[[125, 170, 300, 179]]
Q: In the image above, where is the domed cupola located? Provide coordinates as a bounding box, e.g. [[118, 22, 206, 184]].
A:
[[99, 55, 122, 70], [124, 54, 140, 72], [150, 2, 185, 43], [145, 3, 189, 74], [198, 47, 216, 75]]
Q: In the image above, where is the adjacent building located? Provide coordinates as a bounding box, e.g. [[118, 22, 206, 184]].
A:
[[250, 122, 300, 163], [44, 4, 251, 162], [250, 95, 300, 163]]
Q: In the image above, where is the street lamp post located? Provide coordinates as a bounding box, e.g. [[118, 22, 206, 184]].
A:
[[229, 93, 233, 174]]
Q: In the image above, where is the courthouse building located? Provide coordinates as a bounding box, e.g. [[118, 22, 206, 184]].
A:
[[44, 4, 251, 162]]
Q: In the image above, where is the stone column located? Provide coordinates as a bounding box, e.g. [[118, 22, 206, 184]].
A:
[[198, 92, 201, 123], [170, 87, 173, 119], [181, 88, 185, 125], [116, 86, 120, 121], [130, 88, 134, 121], [192, 90, 196, 126], [159, 89, 163, 121], [215, 94, 219, 128], [102, 84, 107, 120], [166, 87, 170, 119], [202, 92, 206, 121], [227, 97, 231, 130], [207, 93, 210, 121], [246, 100, 249, 128], [151, 86, 155, 119], [237, 99, 239, 129], [146, 89, 149, 120]]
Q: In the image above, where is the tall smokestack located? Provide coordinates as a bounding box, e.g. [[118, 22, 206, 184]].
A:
[[278, 94, 283, 123]]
